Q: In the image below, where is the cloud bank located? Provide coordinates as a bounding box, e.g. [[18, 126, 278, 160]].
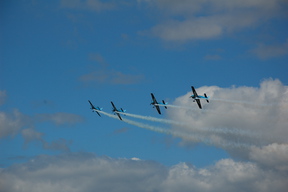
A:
[[0, 94, 83, 152], [166, 79, 288, 164], [79, 70, 144, 85], [60, 0, 116, 12], [1, 79, 287, 191], [0, 152, 287, 192], [79, 53, 144, 85], [0, 109, 32, 139], [0, 90, 7, 106], [251, 39, 288, 59], [139, 0, 288, 42]]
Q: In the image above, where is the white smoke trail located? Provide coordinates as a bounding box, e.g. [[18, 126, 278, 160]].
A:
[[156, 103, 217, 114], [156, 103, 198, 110], [123, 118, 254, 149], [98, 110, 199, 140], [151, 105, 256, 137], [124, 118, 252, 148], [118, 112, 186, 126], [119, 112, 253, 137], [209, 98, 270, 107], [158, 98, 269, 110], [97, 110, 252, 148], [97, 110, 122, 120], [123, 119, 201, 141]]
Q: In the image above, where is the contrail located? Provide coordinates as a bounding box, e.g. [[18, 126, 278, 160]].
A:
[[97, 110, 252, 148]]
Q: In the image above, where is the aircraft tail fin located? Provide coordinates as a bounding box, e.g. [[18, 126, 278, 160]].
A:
[[121, 108, 126, 114], [204, 93, 209, 103], [162, 100, 168, 109]]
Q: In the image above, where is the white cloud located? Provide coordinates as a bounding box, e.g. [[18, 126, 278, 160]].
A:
[[204, 54, 222, 60], [111, 71, 144, 85], [150, 18, 223, 41], [0, 90, 7, 106], [0, 109, 32, 138], [79, 53, 144, 85], [249, 143, 288, 171], [131, 157, 141, 161], [160, 160, 269, 192], [0, 110, 83, 138], [139, 0, 288, 42], [22, 128, 43, 144], [79, 69, 144, 85], [22, 128, 72, 152], [89, 53, 108, 67], [166, 79, 288, 159], [0, 153, 287, 192], [60, 0, 116, 12], [0, 92, 80, 152], [42, 138, 72, 152], [35, 112, 84, 126], [251, 40, 288, 59], [139, 0, 283, 15], [1, 79, 288, 191]]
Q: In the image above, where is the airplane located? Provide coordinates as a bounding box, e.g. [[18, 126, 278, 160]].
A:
[[190, 86, 210, 109], [150, 93, 168, 115], [111, 101, 126, 120], [88, 100, 103, 117]]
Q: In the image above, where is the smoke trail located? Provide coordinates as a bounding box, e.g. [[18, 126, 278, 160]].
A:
[[209, 98, 270, 107], [120, 111, 254, 137], [123, 119, 201, 141], [149, 106, 255, 137], [98, 110, 121, 120], [158, 98, 269, 110], [156, 103, 217, 114], [98, 110, 199, 140], [118, 112, 186, 126], [156, 103, 198, 110], [124, 117, 252, 148], [97, 110, 252, 148]]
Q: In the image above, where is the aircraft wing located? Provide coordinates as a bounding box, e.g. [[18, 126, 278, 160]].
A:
[[95, 110, 101, 117], [116, 113, 122, 120], [151, 93, 162, 114], [111, 101, 123, 120], [111, 101, 117, 111], [151, 93, 157, 104], [191, 86, 198, 97], [195, 99, 202, 109], [89, 100, 101, 116], [155, 105, 161, 114], [88, 100, 95, 109]]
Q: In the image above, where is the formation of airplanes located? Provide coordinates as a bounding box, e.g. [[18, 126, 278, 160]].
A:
[[88, 86, 209, 120]]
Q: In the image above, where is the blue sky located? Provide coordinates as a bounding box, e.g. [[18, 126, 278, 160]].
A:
[[1, 0, 288, 191]]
